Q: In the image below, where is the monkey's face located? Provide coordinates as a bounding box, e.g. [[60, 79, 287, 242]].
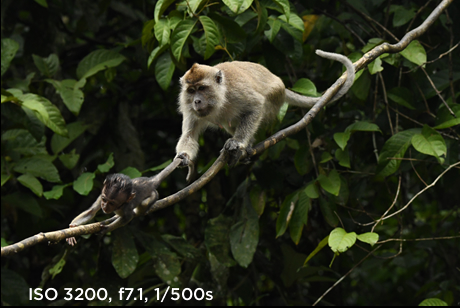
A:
[[101, 188, 130, 214], [180, 64, 225, 118]]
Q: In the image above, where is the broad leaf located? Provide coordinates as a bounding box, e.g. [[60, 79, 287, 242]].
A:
[[45, 79, 86, 115], [170, 19, 197, 61], [73, 172, 96, 195], [317, 169, 340, 196], [376, 129, 420, 177], [357, 232, 379, 246], [222, 0, 253, 14], [32, 54, 59, 77], [112, 230, 139, 279], [17, 174, 43, 197], [50, 121, 87, 154], [14, 157, 60, 183], [411, 125, 446, 164], [76, 49, 126, 80], [155, 52, 175, 91], [328, 227, 357, 254], [400, 40, 426, 66], [1, 38, 19, 76], [199, 16, 220, 60]]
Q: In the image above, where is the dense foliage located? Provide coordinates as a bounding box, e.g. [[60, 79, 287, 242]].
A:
[[1, 0, 459, 305]]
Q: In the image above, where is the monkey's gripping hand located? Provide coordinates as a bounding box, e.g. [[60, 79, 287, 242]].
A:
[[176, 152, 195, 183], [223, 138, 250, 167]]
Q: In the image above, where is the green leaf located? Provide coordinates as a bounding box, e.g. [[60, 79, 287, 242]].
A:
[[303, 235, 329, 265], [147, 44, 169, 69], [17, 174, 43, 197], [304, 182, 319, 199], [1, 174, 12, 186], [43, 184, 69, 200], [419, 298, 448, 306], [170, 19, 197, 61], [73, 172, 96, 195], [376, 129, 420, 177], [345, 121, 382, 133], [278, 13, 303, 31], [154, 0, 176, 22], [387, 87, 415, 109], [411, 125, 446, 164], [154, 19, 171, 47], [357, 232, 379, 246], [76, 49, 126, 80], [272, 0, 290, 22], [119, 167, 142, 179], [320, 199, 338, 227], [155, 52, 175, 91], [222, 0, 253, 14], [351, 70, 371, 101], [2, 192, 43, 218], [45, 79, 86, 115], [249, 186, 266, 216], [434, 105, 460, 129], [14, 157, 60, 183], [264, 18, 281, 43], [368, 57, 383, 74], [32, 54, 59, 77], [97, 153, 114, 173], [205, 215, 236, 266], [34, 0, 48, 8], [19, 93, 68, 137], [230, 202, 259, 268], [400, 40, 426, 66], [289, 191, 310, 244], [112, 230, 139, 279], [291, 78, 319, 96], [278, 15, 303, 42], [188, 0, 207, 14], [162, 235, 201, 260], [334, 132, 351, 151], [58, 150, 80, 170], [277, 102, 289, 122], [294, 143, 311, 175], [328, 227, 357, 254], [320, 152, 333, 164], [199, 16, 220, 60], [141, 19, 156, 48], [335, 148, 351, 168], [1, 38, 19, 76], [276, 192, 298, 237], [50, 121, 87, 154], [2, 129, 47, 156], [391, 5, 416, 27], [317, 169, 340, 196]]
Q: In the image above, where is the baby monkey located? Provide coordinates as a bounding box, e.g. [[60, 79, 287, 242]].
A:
[[175, 50, 355, 170], [66, 159, 181, 245]]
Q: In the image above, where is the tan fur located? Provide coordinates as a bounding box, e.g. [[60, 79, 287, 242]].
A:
[[175, 50, 355, 165]]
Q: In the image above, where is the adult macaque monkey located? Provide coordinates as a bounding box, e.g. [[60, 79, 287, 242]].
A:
[[175, 50, 355, 172], [66, 159, 181, 246]]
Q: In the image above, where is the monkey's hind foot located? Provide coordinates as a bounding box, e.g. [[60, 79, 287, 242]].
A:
[[223, 139, 245, 167]]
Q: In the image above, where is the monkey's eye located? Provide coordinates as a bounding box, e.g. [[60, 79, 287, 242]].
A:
[[187, 88, 195, 94], [198, 86, 206, 91]]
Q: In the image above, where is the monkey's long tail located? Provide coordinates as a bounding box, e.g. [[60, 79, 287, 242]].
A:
[[285, 49, 355, 108]]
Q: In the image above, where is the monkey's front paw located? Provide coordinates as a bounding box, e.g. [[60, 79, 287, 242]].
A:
[[99, 223, 110, 236], [66, 237, 78, 246], [223, 139, 244, 167], [176, 152, 191, 167]]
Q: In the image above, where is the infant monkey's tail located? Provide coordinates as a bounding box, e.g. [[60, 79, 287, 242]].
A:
[[315, 49, 355, 101]]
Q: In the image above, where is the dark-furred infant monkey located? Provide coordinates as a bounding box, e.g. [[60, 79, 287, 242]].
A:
[[66, 159, 181, 245], [175, 50, 355, 170]]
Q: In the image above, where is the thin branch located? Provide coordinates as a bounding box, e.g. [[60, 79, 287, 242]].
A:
[[312, 245, 382, 306], [371, 176, 401, 232], [377, 235, 460, 244], [371, 161, 460, 224]]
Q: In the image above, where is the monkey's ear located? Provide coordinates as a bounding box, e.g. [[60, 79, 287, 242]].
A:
[[127, 192, 136, 202], [215, 70, 223, 84]]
